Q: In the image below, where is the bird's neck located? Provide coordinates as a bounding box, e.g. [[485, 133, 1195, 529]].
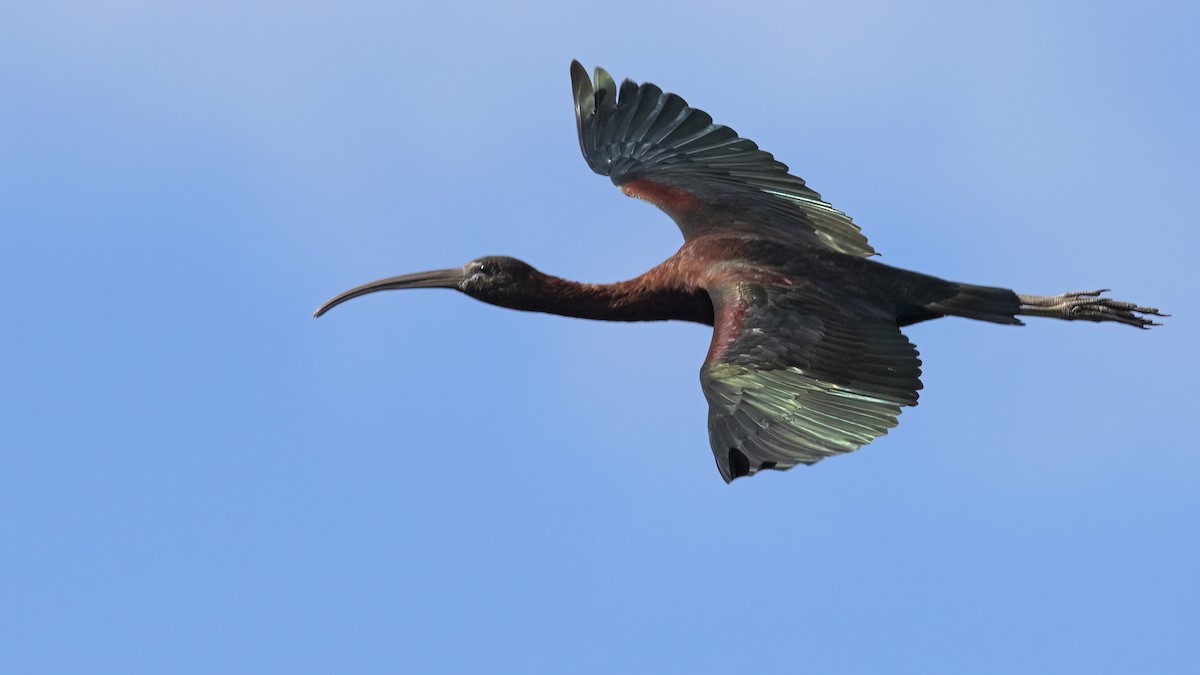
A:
[[485, 273, 714, 324]]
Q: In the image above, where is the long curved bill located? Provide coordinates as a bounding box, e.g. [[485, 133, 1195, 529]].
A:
[[313, 267, 465, 318]]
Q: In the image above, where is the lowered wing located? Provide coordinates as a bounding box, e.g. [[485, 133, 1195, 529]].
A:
[[701, 282, 922, 482]]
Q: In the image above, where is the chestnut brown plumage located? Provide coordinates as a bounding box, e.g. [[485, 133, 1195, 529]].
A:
[[316, 61, 1163, 483]]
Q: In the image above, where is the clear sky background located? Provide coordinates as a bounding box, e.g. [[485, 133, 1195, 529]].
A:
[[2, 1, 1197, 673]]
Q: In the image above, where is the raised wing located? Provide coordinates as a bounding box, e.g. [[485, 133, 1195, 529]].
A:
[[701, 283, 921, 482], [571, 60, 875, 257]]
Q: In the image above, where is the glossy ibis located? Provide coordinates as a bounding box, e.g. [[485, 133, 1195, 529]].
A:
[[316, 61, 1163, 482]]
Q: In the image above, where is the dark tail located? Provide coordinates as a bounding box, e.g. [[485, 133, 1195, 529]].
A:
[[927, 283, 1024, 325]]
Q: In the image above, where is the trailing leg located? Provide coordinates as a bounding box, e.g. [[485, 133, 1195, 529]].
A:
[[1016, 289, 1164, 328]]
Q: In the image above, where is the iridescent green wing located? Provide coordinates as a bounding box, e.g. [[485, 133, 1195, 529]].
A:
[[571, 60, 874, 257], [701, 283, 922, 482]]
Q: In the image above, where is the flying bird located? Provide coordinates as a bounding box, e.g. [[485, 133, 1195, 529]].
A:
[[316, 61, 1163, 482]]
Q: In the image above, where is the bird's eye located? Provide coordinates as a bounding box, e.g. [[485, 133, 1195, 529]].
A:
[[474, 262, 490, 275]]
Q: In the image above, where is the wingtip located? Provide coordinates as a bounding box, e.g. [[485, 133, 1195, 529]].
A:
[[594, 65, 614, 89], [569, 59, 587, 84], [593, 66, 616, 112], [571, 59, 593, 117]]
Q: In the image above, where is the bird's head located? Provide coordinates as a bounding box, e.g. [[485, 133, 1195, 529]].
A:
[[314, 255, 539, 317]]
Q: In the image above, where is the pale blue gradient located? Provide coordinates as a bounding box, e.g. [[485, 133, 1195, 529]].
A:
[[2, 1, 1197, 673]]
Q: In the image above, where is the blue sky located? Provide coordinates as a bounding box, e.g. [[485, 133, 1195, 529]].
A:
[[2, 1, 1197, 672]]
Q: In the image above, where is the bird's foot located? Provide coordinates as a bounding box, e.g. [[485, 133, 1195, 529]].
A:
[[1017, 289, 1166, 329]]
